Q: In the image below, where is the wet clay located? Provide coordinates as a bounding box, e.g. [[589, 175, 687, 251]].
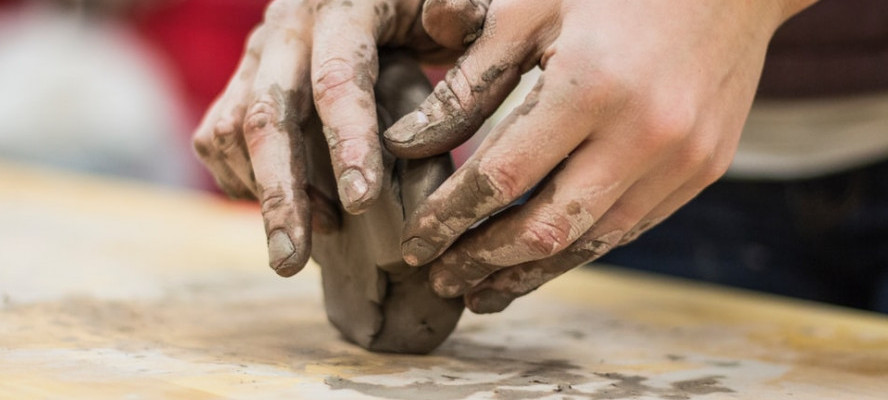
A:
[[304, 52, 464, 354]]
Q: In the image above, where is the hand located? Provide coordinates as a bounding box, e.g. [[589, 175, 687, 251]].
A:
[[383, 0, 818, 312], [192, 0, 489, 277]]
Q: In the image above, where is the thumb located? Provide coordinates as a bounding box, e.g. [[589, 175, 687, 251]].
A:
[[422, 0, 490, 50]]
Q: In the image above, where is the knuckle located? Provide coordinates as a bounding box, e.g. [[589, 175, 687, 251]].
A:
[[679, 137, 714, 168], [603, 208, 640, 233], [545, 66, 631, 118], [324, 131, 376, 161], [313, 58, 358, 105], [211, 119, 240, 151], [476, 160, 527, 204], [244, 97, 280, 135], [191, 131, 215, 161], [581, 239, 614, 259], [437, 67, 473, 116], [667, 145, 712, 179], [263, 0, 298, 24], [620, 221, 653, 246], [428, 0, 467, 15], [570, 66, 632, 111], [520, 217, 573, 257], [575, 230, 622, 259], [259, 185, 289, 215], [245, 25, 268, 57], [640, 104, 696, 150], [461, 255, 498, 280], [588, 239, 614, 257], [423, 0, 486, 47]]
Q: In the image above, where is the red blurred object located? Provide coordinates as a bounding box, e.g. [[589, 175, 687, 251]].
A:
[[132, 1, 266, 189], [135, 0, 266, 126]]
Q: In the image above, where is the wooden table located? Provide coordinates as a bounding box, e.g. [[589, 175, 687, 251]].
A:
[[1, 161, 886, 399]]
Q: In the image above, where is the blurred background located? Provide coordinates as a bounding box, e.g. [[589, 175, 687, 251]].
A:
[[0, 0, 497, 190], [0, 0, 267, 189]]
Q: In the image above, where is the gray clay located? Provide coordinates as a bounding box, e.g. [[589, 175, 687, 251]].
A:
[[304, 52, 464, 354]]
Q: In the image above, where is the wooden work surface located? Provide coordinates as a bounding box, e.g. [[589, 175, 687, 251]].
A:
[[1, 161, 887, 400]]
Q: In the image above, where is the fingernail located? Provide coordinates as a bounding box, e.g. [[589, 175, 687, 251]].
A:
[[268, 230, 300, 277], [384, 111, 428, 144], [338, 169, 369, 207], [431, 270, 463, 298], [402, 237, 437, 266], [467, 289, 513, 314]]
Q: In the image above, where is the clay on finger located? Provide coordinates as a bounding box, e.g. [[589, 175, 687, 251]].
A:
[[305, 51, 463, 354]]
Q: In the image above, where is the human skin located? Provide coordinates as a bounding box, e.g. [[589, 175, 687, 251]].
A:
[[192, 0, 489, 277], [382, 0, 820, 313]]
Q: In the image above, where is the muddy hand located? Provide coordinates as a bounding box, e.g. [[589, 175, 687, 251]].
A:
[[311, 0, 490, 214], [192, 0, 489, 277], [384, 0, 818, 310]]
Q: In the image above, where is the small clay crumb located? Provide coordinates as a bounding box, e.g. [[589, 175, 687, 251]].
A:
[[554, 383, 572, 392], [193, 141, 212, 158], [481, 64, 506, 83], [671, 376, 734, 395], [707, 360, 741, 368], [564, 329, 585, 340], [566, 201, 581, 216]]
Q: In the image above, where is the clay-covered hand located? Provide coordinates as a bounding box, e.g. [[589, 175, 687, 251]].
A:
[[192, 0, 488, 277], [383, 0, 818, 312]]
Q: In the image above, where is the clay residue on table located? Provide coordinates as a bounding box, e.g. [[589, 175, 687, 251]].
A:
[[325, 366, 734, 400], [4, 262, 888, 399]]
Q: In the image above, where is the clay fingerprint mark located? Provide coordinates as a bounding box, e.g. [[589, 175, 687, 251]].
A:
[[592, 373, 734, 400], [324, 360, 734, 400], [325, 359, 584, 400]]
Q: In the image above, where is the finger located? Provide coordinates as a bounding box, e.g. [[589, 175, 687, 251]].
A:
[[311, 0, 389, 214], [208, 108, 258, 195], [619, 159, 728, 246], [425, 134, 653, 297], [193, 125, 253, 199], [208, 26, 269, 195], [383, 4, 543, 159], [192, 27, 267, 198], [399, 74, 603, 268], [422, 0, 490, 50], [462, 232, 606, 314], [423, 70, 713, 294], [244, 14, 314, 277], [463, 180, 679, 314], [194, 143, 255, 200], [462, 151, 718, 313], [460, 166, 721, 312]]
